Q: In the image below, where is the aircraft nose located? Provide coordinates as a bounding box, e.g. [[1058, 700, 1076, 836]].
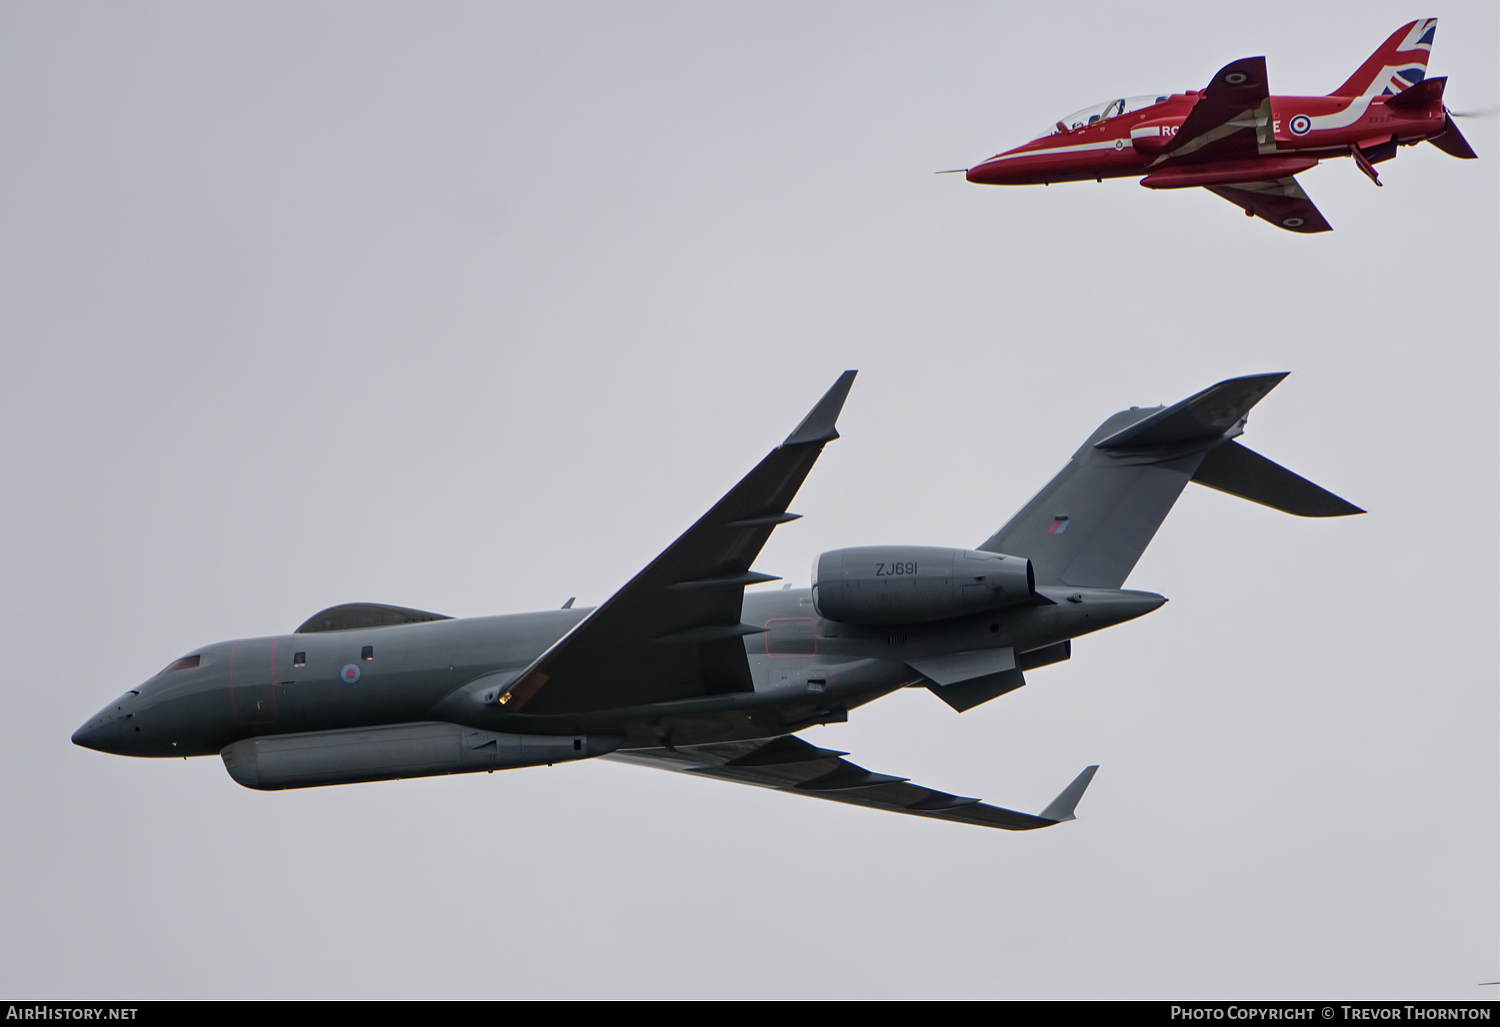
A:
[[72, 720, 105, 751], [966, 161, 1011, 185], [72, 717, 117, 753], [72, 693, 140, 754]]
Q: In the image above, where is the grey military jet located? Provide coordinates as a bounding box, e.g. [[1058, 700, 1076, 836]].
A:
[[74, 371, 1361, 831]]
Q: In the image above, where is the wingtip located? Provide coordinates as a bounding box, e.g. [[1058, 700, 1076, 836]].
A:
[[1038, 764, 1100, 823], [782, 370, 859, 447]]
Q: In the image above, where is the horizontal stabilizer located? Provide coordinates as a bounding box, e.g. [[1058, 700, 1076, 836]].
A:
[[1429, 115, 1478, 160], [1038, 765, 1099, 822], [1385, 76, 1446, 110], [1096, 373, 1288, 449], [1192, 440, 1364, 517]]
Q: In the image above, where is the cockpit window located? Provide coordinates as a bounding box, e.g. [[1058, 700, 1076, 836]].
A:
[[1044, 94, 1171, 136], [159, 655, 201, 675]]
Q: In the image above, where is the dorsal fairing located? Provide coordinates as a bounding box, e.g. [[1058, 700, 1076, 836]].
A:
[[295, 603, 452, 633]]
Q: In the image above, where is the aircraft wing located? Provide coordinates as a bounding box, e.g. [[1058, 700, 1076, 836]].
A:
[[605, 735, 1099, 831], [1163, 56, 1274, 164], [498, 372, 858, 716], [1206, 178, 1333, 233]]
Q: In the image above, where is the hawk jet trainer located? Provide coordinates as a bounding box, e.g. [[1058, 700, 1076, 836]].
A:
[[74, 371, 1362, 831], [962, 19, 1477, 233]]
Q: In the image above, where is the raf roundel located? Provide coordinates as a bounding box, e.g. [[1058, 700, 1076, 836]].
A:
[[340, 664, 361, 684], [1225, 71, 1248, 85], [1289, 114, 1312, 136]]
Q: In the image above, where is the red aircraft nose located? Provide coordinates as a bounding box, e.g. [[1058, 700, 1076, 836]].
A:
[[966, 149, 1049, 185], [966, 160, 1011, 185]]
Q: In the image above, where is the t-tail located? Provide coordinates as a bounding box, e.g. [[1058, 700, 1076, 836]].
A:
[[978, 374, 1363, 590], [1330, 19, 1437, 99]]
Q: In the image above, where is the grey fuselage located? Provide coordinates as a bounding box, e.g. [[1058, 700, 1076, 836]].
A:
[[73, 586, 1164, 760]]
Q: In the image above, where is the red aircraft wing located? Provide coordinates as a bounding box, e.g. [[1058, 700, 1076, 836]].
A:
[[1164, 56, 1274, 165], [1206, 177, 1332, 234]]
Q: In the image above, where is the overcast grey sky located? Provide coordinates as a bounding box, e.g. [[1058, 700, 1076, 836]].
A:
[[2, 1, 1495, 999]]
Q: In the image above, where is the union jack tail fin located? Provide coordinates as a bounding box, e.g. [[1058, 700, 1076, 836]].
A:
[[1330, 19, 1437, 98]]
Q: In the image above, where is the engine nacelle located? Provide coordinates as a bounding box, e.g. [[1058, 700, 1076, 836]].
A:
[[812, 546, 1035, 626]]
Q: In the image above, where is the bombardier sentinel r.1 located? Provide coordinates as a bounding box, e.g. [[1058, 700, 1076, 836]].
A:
[[74, 372, 1362, 831]]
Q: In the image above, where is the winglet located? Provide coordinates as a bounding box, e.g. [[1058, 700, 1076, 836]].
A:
[[783, 370, 858, 447], [1038, 765, 1099, 823]]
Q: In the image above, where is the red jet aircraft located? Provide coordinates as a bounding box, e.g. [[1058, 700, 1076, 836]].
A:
[[964, 19, 1476, 233]]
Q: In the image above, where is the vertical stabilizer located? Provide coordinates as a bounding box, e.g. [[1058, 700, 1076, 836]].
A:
[[1330, 19, 1437, 98], [978, 375, 1289, 588], [979, 375, 1363, 589]]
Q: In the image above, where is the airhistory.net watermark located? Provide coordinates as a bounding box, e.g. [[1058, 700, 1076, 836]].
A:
[[5, 1008, 138, 1020]]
